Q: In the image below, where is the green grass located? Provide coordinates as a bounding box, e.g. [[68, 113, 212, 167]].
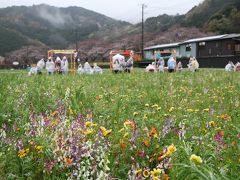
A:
[[0, 69, 239, 179]]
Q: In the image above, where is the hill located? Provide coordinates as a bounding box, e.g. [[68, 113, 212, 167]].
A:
[[0, 4, 131, 56], [183, 0, 240, 33]]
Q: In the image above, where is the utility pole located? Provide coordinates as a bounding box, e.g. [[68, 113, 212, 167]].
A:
[[75, 29, 78, 52], [141, 4, 147, 60]]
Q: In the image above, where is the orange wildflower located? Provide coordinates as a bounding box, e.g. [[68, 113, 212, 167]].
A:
[[209, 121, 216, 127], [149, 127, 158, 138], [143, 140, 149, 147], [120, 143, 127, 150], [159, 151, 164, 156], [96, 95, 103, 101], [158, 157, 164, 162], [64, 157, 73, 166], [219, 131, 224, 137], [124, 120, 135, 129], [162, 174, 169, 180], [221, 114, 230, 120]]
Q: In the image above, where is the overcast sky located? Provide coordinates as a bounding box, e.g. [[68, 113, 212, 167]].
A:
[[0, 0, 204, 23]]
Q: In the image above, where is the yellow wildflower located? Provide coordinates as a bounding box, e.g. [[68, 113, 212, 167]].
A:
[[145, 103, 150, 107], [203, 108, 209, 112], [100, 127, 112, 137], [143, 170, 150, 177], [187, 109, 194, 112], [85, 129, 94, 135], [190, 154, 203, 164], [123, 132, 129, 138], [18, 148, 29, 158], [35, 146, 44, 151], [165, 144, 177, 156], [169, 107, 174, 112], [143, 113, 148, 120], [151, 168, 161, 177], [151, 104, 159, 108], [133, 112, 139, 116], [85, 121, 97, 127]]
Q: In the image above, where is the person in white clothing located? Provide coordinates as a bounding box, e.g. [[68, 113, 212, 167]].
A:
[[84, 61, 93, 74], [225, 61, 235, 71], [46, 57, 55, 75], [77, 64, 84, 75], [158, 57, 165, 72], [61, 56, 68, 74], [93, 63, 103, 74], [36, 58, 45, 74]]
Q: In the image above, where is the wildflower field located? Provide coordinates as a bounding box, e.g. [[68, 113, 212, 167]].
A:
[[0, 69, 239, 180]]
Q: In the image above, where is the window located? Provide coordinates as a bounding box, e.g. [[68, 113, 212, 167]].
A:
[[209, 48, 212, 55], [235, 44, 240, 51], [227, 44, 232, 50], [186, 44, 191, 51], [216, 42, 219, 48], [199, 42, 205, 46]]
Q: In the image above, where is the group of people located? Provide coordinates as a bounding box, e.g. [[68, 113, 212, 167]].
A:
[[77, 61, 103, 75], [145, 50, 199, 73], [28, 56, 68, 76], [112, 51, 134, 73], [225, 61, 240, 72]]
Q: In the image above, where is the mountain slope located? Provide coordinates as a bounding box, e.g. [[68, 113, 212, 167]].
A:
[[183, 0, 240, 33], [0, 4, 130, 55]]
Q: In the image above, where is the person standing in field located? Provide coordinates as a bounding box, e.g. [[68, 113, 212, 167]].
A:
[[158, 57, 165, 72], [55, 56, 62, 74], [46, 56, 55, 75], [167, 51, 177, 73], [61, 56, 68, 75], [125, 51, 134, 73], [36, 58, 45, 74]]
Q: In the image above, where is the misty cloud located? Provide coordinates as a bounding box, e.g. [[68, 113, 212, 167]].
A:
[[36, 5, 73, 27]]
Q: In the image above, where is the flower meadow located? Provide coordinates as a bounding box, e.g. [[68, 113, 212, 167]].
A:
[[0, 69, 239, 179]]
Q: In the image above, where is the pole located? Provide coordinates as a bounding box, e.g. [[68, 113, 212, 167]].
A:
[[141, 4, 146, 60], [75, 30, 78, 53]]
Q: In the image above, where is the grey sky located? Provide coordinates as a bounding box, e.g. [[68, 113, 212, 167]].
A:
[[0, 0, 204, 23]]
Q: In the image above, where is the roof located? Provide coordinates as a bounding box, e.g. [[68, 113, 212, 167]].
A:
[[221, 34, 240, 39], [144, 43, 179, 51], [180, 35, 227, 44], [144, 34, 240, 51]]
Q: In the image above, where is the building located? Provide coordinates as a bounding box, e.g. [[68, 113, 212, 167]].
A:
[[179, 35, 227, 58], [143, 34, 240, 67], [144, 43, 180, 59]]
